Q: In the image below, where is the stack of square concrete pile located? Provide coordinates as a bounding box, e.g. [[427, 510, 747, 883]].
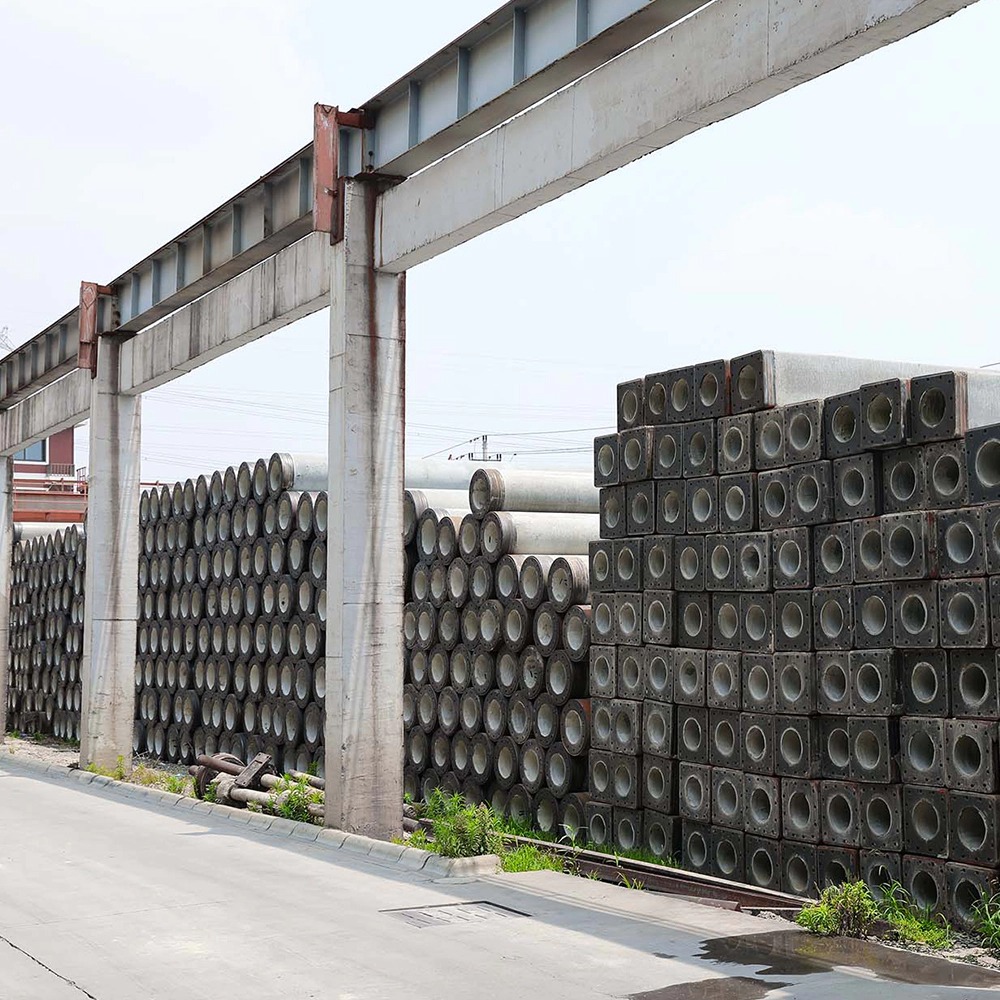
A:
[[590, 349, 1000, 922]]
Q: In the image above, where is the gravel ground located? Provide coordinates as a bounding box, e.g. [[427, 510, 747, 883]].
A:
[[2, 734, 190, 781]]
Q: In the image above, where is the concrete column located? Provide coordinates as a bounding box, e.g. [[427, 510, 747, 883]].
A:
[[325, 179, 405, 839], [80, 336, 141, 770], [0, 457, 12, 740]]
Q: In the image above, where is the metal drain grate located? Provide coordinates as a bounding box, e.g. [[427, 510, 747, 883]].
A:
[[383, 901, 528, 928]]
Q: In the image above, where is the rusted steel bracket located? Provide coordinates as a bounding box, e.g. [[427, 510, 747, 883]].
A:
[[77, 281, 116, 377], [234, 751, 274, 789], [313, 103, 375, 243]]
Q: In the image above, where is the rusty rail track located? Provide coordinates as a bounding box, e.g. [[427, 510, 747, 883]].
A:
[[502, 834, 806, 914]]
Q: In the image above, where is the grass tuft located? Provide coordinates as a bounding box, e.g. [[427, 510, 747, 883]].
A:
[[797, 880, 954, 949], [973, 892, 1000, 951], [879, 881, 953, 949], [270, 775, 323, 823], [797, 881, 879, 937], [500, 843, 564, 873]]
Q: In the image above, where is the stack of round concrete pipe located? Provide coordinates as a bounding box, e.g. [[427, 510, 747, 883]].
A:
[[134, 456, 327, 775], [403, 465, 598, 842], [6, 524, 86, 741]]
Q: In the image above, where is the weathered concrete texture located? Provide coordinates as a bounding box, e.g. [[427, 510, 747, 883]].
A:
[[377, 0, 980, 271], [79, 337, 141, 770], [2, 767, 998, 1000], [325, 179, 405, 840], [0, 368, 91, 458], [0, 457, 11, 737], [119, 232, 331, 395]]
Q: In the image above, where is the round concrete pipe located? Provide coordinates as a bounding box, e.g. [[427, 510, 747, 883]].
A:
[[456, 687, 482, 737], [436, 514, 465, 563], [560, 699, 591, 757], [222, 466, 237, 507], [469, 650, 494, 697], [304, 703, 323, 751], [401, 459, 488, 491], [297, 575, 316, 615], [562, 606, 591, 662], [476, 599, 504, 653], [515, 739, 545, 795], [441, 561, 468, 608], [469, 468, 599, 518], [500, 783, 531, 825], [428, 561, 449, 608], [516, 646, 544, 700], [481, 557, 519, 606], [508, 692, 535, 746], [268, 452, 328, 495], [308, 540, 325, 585], [313, 492, 328, 541], [480, 512, 600, 563], [465, 732, 493, 785], [494, 736, 520, 790], [491, 649, 519, 698], [458, 514, 482, 563], [546, 556, 589, 614], [532, 694, 560, 749], [503, 599, 532, 654], [278, 658, 295, 700], [483, 691, 508, 741], [545, 743, 586, 798], [448, 645, 471, 694], [404, 488, 468, 545], [530, 602, 561, 656], [513, 555, 556, 610], [542, 651, 585, 708]]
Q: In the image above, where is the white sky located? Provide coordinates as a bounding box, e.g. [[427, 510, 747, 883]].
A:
[[1, 1, 998, 484]]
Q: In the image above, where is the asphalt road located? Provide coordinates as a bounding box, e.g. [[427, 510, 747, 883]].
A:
[[1, 763, 998, 1000]]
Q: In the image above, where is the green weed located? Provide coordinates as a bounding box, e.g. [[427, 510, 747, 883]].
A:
[[203, 781, 218, 804], [271, 775, 322, 823], [973, 892, 1000, 951], [797, 881, 879, 937], [417, 788, 501, 858], [500, 844, 564, 873], [879, 881, 952, 949], [618, 873, 645, 891], [798, 880, 954, 947], [85, 757, 128, 781]]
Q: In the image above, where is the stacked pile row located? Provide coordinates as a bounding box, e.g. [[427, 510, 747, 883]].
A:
[[591, 350, 1000, 923], [6, 525, 86, 741], [134, 455, 328, 774], [402, 467, 599, 837]]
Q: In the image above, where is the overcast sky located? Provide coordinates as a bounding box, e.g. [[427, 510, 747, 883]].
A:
[[1, 1, 998, 485]]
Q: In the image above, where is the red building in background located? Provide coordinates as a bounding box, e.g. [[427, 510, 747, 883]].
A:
[[13, 426, 87, 523]]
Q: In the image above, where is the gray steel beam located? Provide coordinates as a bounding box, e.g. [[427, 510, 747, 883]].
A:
[[0, 0, 703, 410]]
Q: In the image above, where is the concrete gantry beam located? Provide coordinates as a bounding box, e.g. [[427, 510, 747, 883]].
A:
[[0, 235, 331, 459], [0, 457, 11, 740], [120, 232, 331, 396], [0, 368, 91, 458], [325, 179, 405, 839], [376, 0, 979, 271], [79, 337, 142, 770]]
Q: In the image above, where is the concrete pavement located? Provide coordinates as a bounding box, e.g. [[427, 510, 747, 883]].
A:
[[1, 761, 999, 999]]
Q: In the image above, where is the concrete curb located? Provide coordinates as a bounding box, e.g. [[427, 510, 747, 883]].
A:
[[0, 753, 498, 878]]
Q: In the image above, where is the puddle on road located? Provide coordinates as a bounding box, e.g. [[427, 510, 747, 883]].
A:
[[630, 976, 788, 1000], [698, 930, 1000, 989]]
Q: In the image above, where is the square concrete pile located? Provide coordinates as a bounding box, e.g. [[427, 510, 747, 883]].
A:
[[590, 350, 1000, 925]]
